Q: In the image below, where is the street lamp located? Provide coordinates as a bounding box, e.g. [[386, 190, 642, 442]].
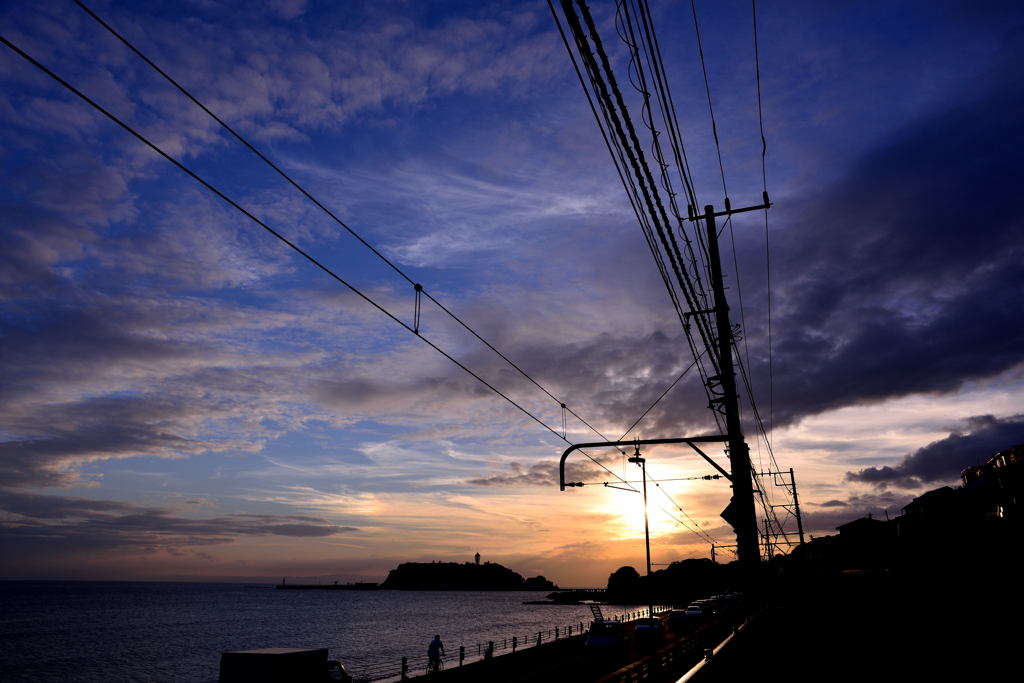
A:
[[627, 444, 653, 618]]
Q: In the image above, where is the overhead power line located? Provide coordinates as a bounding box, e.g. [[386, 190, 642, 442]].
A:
[[72, 0, 635, 468], [616, 354, 701, 440], [689, 0, 728, 198], [554, 0, 725, 440], [0, 32, 637, 492], [553, 0, 791, 558], [752, 0, 774, 444], [549, 0, 690, 338]]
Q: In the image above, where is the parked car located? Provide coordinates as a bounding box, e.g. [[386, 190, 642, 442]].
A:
[[666, 609, 689, 630], [684, 604, 704, 618], [585, 619, 627, 650], [633, 617, 665, 650], [695, 599, 717, 616]]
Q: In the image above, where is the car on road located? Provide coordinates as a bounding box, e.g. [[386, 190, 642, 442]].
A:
[[633, 617, 665, 651], [585, 619, 627, 651], [666, 609, 689, 630], [695, 598, 717, 616], [684, 604, 704, 618]]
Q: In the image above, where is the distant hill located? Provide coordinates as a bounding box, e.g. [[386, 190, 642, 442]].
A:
[[381, 561, 555, 591]]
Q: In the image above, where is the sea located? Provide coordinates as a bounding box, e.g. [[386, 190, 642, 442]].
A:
[[0, 581, 643, 682]]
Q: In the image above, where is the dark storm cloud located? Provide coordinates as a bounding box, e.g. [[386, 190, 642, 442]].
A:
[[429, 38, 1024, 452], [461, 327, 720, 438], [730, 36, 1024, 429], [845, 414, 1024, 488], [0, 488, 357, 556]]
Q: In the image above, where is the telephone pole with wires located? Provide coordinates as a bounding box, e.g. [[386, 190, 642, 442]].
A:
[[700, 201, 766, 567], [550, 0, 781, 570]]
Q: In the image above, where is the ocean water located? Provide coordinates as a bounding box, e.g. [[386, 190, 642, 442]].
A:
[[0, 581, 642, 682]]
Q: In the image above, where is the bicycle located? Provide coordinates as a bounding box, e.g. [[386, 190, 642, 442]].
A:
[[426, 655, 444, 674]]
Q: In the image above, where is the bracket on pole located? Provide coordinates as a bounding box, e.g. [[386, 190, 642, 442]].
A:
[[684, 195, 771, 222], [559, 436, 730, 490]]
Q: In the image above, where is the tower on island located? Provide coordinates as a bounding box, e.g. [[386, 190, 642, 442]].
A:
[[474, 552, 480, 565]]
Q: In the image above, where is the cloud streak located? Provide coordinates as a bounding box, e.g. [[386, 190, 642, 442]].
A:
[[0, 489, 356, 561]]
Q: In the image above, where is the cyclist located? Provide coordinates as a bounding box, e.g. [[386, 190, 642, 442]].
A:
[[427, 634, 445, 673]]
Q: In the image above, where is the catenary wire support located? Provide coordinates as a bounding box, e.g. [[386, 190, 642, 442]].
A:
[[559, 435, 729, 490], [578, 474, 721, 486], [413, 283, 423, 334], [561, 403, 568, 439]]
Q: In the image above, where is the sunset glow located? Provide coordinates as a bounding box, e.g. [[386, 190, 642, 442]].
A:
[[2, 0, 1023, 589]]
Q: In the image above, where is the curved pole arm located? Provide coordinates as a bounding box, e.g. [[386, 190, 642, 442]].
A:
[[559, 435, 730, 490]]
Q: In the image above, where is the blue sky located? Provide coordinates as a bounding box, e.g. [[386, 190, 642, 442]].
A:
[[2, 0, 1023, 586]]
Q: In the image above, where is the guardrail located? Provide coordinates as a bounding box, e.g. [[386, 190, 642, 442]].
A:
[[674, 616, 751, 683], [594, 610, 748, 683], [345, 606, 672, 682]]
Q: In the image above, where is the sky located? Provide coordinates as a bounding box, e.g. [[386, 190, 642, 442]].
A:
[[1, 0, 1023, 587]]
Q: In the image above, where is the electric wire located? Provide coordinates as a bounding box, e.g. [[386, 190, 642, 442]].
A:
[[548, 0, 688, 337], [559, 0, 724, 434], [654, 500, 717, 545], [688, 0, 728, 197], [752, 0, 774, 444], [558, 5, 726, 451], [551, 1, 701, 467], [76, 0, 635, 470], [0, 33, 637, 493], [619, 0, 712, 303], [616, 0, 706, 300], [579, 475, 722, 485], [654, 490, 717, 545], [27, 2, 792, 557], [569, 0, 719, 365], [633, 0, 714, 283], [685, 0, 770, 465], [556, 0, 790, 549], [615, 354, 701, 440]]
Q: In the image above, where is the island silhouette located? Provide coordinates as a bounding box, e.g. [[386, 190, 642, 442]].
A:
[[278, 555, 557, 591]]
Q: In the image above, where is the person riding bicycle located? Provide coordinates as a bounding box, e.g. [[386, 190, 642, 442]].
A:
[[427, 634, 445, 672]]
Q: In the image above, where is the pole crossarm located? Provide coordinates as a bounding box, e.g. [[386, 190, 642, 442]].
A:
[[559, 436, 730, 490], [684, 198, 771, 222]]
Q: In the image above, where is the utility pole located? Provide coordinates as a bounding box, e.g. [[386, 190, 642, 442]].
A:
[[790, 468, 805, 545], [705, 203, 760, 566]]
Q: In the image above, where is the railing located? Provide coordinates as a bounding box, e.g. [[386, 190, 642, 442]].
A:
[[594, 609, 748, 683], [345, 606, 672, 682]]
